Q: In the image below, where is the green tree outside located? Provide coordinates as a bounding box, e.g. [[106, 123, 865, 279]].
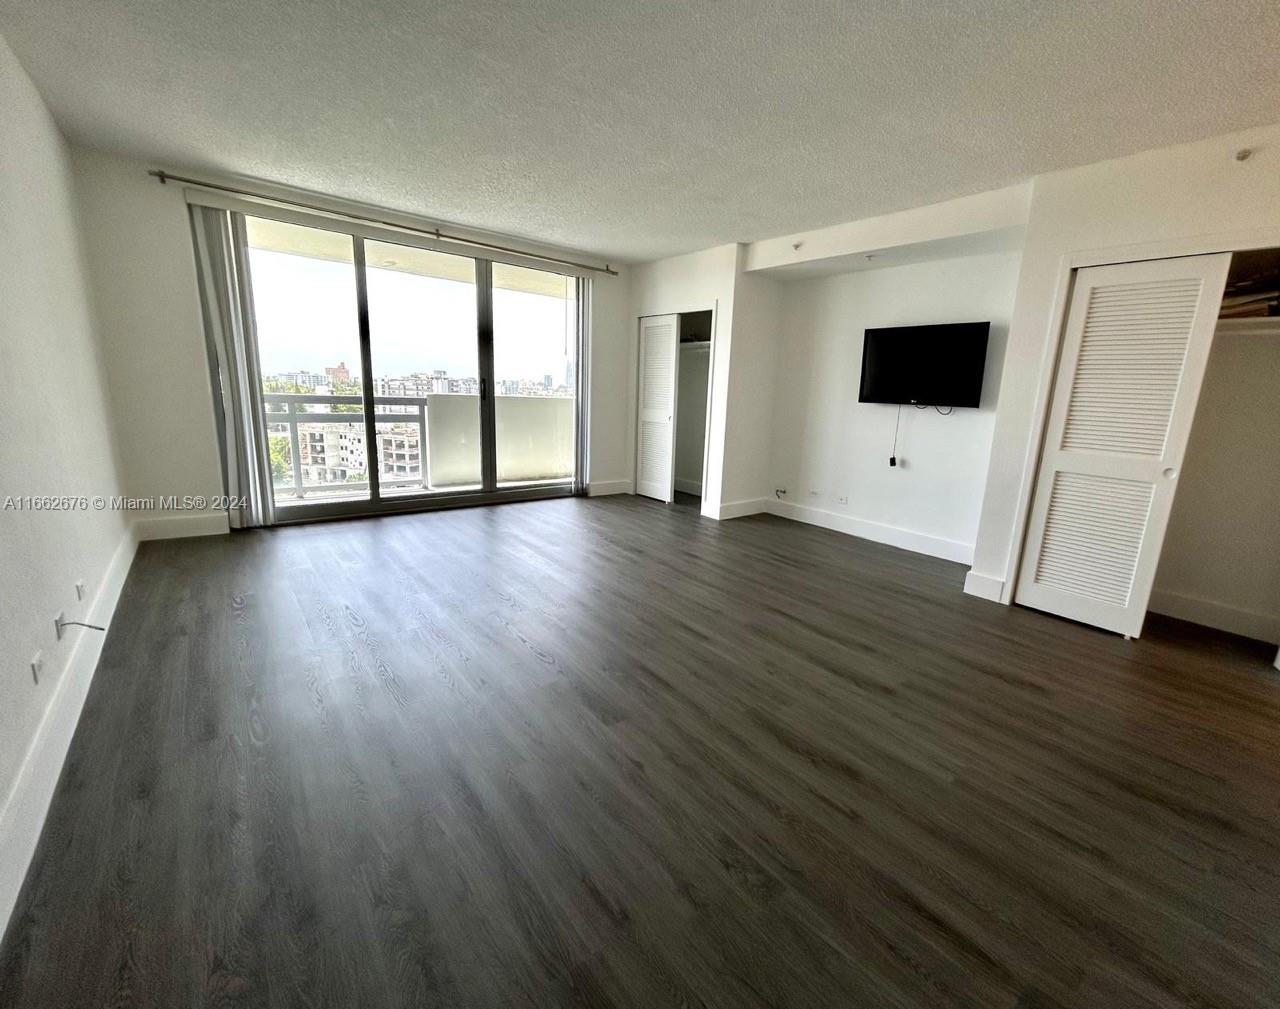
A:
[[329, 379, 363, 412], [268, 434, 291, 484], [263, 379, 309, 415]]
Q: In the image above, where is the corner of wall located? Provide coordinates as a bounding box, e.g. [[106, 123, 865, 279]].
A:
[[712, 497, 770, 520], [963, 569, 1006, 603], [134, 512, 231, 540], [588, 479, 633, 497]]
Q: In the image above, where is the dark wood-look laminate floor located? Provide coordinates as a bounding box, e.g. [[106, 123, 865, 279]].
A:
[[3, 495, 1279, 1009]]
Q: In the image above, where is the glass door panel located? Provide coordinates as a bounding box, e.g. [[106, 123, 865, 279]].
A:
[[244, 216, 369, 507], [364, 240, 482, 495], [491, 264, 577, 486]]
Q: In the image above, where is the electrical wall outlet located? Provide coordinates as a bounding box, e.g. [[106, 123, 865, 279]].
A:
[[837, 494, 848, 505], [31, 651, 43, 684], [75, 579, 86, 601], [808, 488, 820, 497], [54, 611, 65, 641]]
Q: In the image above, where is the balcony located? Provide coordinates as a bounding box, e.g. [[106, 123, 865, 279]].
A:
[[264, 392, 574, 504]]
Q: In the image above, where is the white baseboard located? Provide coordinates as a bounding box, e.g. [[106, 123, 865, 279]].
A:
[[768, 500, 974, 565], [714, 497, 770, 520], [674, 477, 703, 496], [134, 511, 230, 541], [1148, 588, 1279, 644], [587, 479, 632, 497], [963, 570, 1006, 603], [0, 524, 138, 935]]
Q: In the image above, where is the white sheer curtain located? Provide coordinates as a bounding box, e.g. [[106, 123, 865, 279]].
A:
[[190, 205, 275, 528]]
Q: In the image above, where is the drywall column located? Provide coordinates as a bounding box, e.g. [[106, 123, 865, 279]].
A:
[[716, 247, 782, 514]]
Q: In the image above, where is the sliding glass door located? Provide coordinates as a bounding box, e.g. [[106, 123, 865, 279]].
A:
[[492, 263, 578, 486], [245, 217, 371, 506], [364, 240, 482, 496], [238, 213, 581, 520]]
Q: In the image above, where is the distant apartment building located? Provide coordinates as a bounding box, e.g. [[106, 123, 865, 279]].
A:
[[296, 422, 424, 487], [496, 376, 570, 397], [372, 376, 424, 398], [273, 365, 564, 402], [268, 363, 570, 494], [298, 424, 368, 485], [373, 370, 474, 398], [273, 363, 571, 398], [380, 431, 421, 482], [278, 369, 327, 389]]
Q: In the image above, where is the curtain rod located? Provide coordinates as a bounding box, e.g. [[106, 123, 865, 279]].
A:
[[148, 169, 618, 276]]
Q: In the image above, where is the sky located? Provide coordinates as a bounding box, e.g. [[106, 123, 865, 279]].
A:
[[249, 249, 574, 383]]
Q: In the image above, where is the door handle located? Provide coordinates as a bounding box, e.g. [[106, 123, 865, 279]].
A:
[[1162, 467, 1178, 479]]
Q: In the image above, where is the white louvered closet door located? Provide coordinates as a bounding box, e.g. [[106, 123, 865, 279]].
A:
[[635, 315, 679, 502], [1015, 254, 1231, 637]]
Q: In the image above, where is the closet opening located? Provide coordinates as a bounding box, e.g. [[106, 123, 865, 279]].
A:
[[675, 311, 712, 509], [635, 309, 714, 506], [1013, 246, 1278, 668], [1149, 248, 1280, 661]]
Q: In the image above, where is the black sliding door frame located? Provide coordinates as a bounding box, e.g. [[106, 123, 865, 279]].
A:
[[352, 236, 383, 505], [234, 211, 581, 525], [475, 258, 499, 494]]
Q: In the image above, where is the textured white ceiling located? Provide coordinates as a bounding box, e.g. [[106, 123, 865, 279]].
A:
[[1, 1, 1278, 262]]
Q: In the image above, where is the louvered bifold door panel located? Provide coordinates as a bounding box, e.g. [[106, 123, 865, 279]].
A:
[[1015, 254, 1231, 637], [1033, 473, 1154, 606], [635, 315, 678, 502], [1060, 278, 1204, 456]]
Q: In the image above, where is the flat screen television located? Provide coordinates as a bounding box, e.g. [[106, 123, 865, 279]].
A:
[[858, 322, 990, 408]]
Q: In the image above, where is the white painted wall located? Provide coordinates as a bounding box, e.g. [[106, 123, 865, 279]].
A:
[[674, 344, 709, 494], [969, 123, 1280, 601], [71, 147, 229, 536], [1151, 322, 1280, 643], [0, 36, 134, 932], [769, 251, 1022, 563], [720, 258, 782, 511], [585, 267, 633, 494]]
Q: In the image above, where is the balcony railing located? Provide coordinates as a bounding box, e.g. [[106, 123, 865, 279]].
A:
[[263, 392, 574, 504]]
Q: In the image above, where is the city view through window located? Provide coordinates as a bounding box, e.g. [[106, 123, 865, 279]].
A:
[[246, 218, 577, 504]]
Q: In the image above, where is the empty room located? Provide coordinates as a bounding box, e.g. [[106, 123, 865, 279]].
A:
[[3, 2, 1280, 1007]]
